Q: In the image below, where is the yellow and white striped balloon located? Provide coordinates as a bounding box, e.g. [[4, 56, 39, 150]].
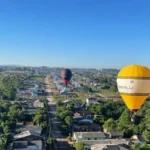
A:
[[117, 64, 150, 110]]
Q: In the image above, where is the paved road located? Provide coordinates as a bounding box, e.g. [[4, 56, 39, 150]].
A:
[[45, 75, 74, 150]]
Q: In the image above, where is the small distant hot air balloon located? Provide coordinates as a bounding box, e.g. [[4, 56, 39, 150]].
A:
[[61, 69, 72, 86], [117, 64, 150, 122]]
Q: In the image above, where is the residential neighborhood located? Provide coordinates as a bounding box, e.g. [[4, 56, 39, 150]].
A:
[[1, 1, 150, 149], [0, 66, 149, 150]]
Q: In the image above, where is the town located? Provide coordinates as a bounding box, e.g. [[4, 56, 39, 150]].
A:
[[0, 65, 149, 150]]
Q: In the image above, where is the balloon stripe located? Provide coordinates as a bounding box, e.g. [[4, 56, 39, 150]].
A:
[[117, 77, 150, 79], [119, 93, 149, 96]]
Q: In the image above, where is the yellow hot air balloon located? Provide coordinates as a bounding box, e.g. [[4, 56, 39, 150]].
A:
[[117, 64, 150, 121]]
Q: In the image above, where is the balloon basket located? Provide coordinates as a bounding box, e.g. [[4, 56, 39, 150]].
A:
[[130, 109, 138, 123], [131, 116, 135, 123]]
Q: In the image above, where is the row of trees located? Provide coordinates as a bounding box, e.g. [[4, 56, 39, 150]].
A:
[[0, 76, 22, 100], [88, 100, 150, 141], [56, 102, 74, 136], [33, 108, 49, 129], [33, 98, 50, 130], [0, 100, 25, 149], [79, 76, 118, 93], [99, 76, 118, 92]]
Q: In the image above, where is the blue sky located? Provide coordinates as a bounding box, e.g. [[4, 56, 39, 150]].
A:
[[0, 0, 150, 69]]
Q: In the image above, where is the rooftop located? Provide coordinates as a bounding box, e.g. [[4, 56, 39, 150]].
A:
[[13, 140, 42, 150], [14, 130, 42, 140], [74, 132, 105, 138]]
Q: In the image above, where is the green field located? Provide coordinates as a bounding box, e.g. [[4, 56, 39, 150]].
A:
[[32, 75, 44, 82], [99, 89, 119, 97]]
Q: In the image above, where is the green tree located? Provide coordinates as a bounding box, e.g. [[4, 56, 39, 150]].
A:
[[142, 129, 150, 141], [47, 136, 54, 144], [117, 109, 131, 131], [47, 136, 57, 150], [75, 142, 84, 150], [103, 118, 117, 132], [65, 116, 73, 126], [140, 143, 150, 149], [0, 134, 7, 149], [40, 121, 49, 129], [33, 114, 43, 125], [130, 144, 140, 150], [3, 126, 10, 134], [88, 103, 103, 115], [131, 143, 150, 150]]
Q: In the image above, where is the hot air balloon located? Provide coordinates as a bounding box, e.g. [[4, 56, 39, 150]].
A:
[[117, 64, 150, 122], [61, 69, 72, 86]]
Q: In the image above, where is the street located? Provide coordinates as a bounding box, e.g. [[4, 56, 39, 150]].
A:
[[45, 75, 75, 150]]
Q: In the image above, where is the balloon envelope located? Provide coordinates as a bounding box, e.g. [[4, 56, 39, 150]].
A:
[[61, 69, 72, 85], [117, 64, 150, 111]]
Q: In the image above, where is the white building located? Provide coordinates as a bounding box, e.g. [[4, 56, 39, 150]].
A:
[[86, 97, 99, 106]]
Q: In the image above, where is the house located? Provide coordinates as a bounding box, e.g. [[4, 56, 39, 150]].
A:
[[102, 144, 130, 150], [73, 123, 101, 132], [84, 139, 130, 150], [73, 132, 106, 142], [14, 130, 43, 141], [13, 140, 42, 150], [107, 131, 124, 139], [19, 125, 42, 134], [86, 97, 102, 106], [73, 102, 85, 109], [13, 129, 44, 150], [33, 100, 44, 108], [22, 102, 37, 115], [76, 109, 93, 118], [32, 84, 39, 97], [6, 71, 25, 77], [63, 100, 85, 109], [73, 110, 93, 124]]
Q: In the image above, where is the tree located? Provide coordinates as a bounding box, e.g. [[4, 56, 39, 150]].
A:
[[88, 103, 103, 115], [0, 134, 7, 149], [0, 76, 22, 100], [47, 136, 54, 145], [47, 136, 57, 150], [0, 133, 13, 149], [3, 126, 10, 134], [131, 143, 150, 150], [130, 144, 140, 150], [65, 116, 73, 126], [142, 129, 150, 141], [140, 143, 150, 149], [40, 121, 49, 129], [75, 142, 84, 150], [33, 114, 43, 125], [117, 109, 131, 131], [103, 118, 117, 132]]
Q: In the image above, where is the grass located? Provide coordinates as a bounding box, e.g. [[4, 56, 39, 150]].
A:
[[32, 75, 44, 82], [99, 89, 119, 97]]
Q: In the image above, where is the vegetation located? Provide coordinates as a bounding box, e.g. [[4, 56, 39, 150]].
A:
[[0, 76, 22, 100], [0, 100, 25, 149], [75, 142, 84, 150], [33, 107, 49, 129], [88, 100, 150, 140], [131, 143, 150, 150], [99, 76, 117, 92], [47, 136, 57, 150], [31, 74, 44, 82], [56, 103, 74, 136], [53, 94, 65, 101]]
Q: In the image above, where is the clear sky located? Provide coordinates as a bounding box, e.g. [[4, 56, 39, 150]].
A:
[[0, 0, 150, 69]]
